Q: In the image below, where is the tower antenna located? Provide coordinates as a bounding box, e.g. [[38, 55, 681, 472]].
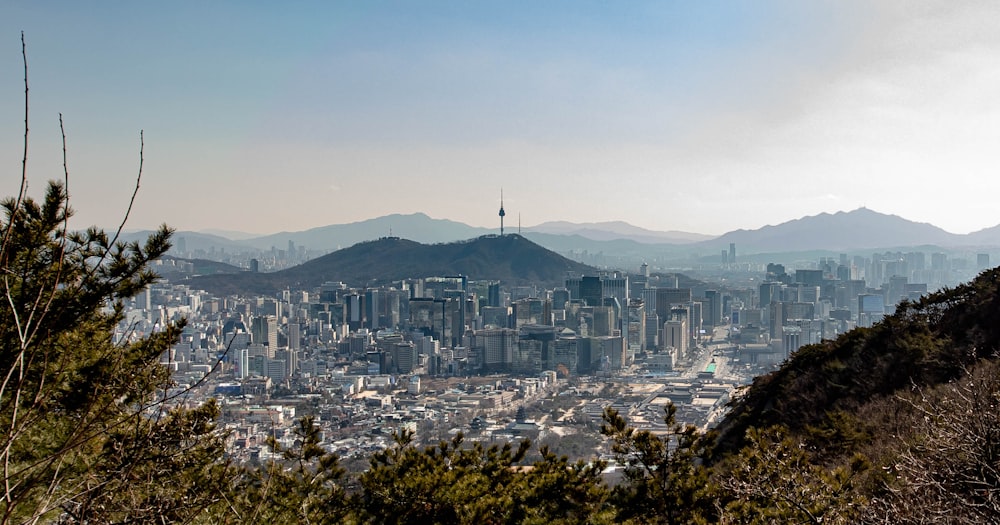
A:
[[499, 189, 506, 236]]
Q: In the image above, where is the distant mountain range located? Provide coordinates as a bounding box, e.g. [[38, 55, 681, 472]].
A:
[[526, 221, 712, 244], [126, 208, 1000, 263], [186, 234, 595, 295], [706, 208, 959, 253]]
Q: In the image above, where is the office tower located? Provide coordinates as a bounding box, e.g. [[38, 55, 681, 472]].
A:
[[488, 281, 502, 307], [473, 328, 517, 372], [288, 322, 301, 351], [782, 326, 802, 355], [345, 293, 364, 331], [518, 324, 557, 373], [655, 288, 691, 321], [553, 336, 579, 376], [580, 276, 602, 307], [250, 316, 278, 353], [513, 298, 549, 328], [644, 311, 660, 350], [391, 342, 418, 374], [551, 288, 570, 311], [795, 269, 824, 288], [704, 290, 722, 327], [626, 299, 646, 353], [409, 297, 448, 343], [593, 336, 626, 371], [590, 306, 615, 337], [759, 282, 781, 307], [663, 318, 688, 359]]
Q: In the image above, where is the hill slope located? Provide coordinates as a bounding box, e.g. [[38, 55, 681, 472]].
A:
[[528, 220, 712, 244], [242, 213, 494, 251], [703, 207, 958, 252], [187, 234, 594, 295], [715, 265, 1000, 457]]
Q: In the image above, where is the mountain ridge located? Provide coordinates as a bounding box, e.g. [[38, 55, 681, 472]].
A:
[[127, 207, 1000, 259], [185, 234, 595, 295]]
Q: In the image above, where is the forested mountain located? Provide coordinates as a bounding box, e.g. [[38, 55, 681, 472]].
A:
[[187, 234, 595, 295], [709, 266, 1000, 522]]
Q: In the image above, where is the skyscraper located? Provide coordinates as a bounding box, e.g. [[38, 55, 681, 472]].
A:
[[250, 316, 278, 353]]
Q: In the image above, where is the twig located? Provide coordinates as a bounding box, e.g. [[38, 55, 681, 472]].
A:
[[0, 32, 30, 258], [106, 130, 144, 253]]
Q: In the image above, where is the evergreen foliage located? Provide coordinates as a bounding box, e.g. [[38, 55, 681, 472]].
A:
[[357, 430, 612, 524], [0, 180, 231, 523], [600, 405, 717, 524], [715, 267, 1000, 459], [223, 416, 352, 525]]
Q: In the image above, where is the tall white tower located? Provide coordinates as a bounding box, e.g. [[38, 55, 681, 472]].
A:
[[499, 189, 506, 236]]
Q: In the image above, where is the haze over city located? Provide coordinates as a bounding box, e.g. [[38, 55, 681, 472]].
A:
[[2, 1, 999, 236]]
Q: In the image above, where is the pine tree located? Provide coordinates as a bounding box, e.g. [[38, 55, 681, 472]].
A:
[[601, 404, 717, 524], [0, 35, 230, 522], [0, 178, 233, 523]]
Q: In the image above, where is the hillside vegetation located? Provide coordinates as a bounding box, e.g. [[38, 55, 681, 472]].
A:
[[710, 266, 1000, 523], [189, 234, 595, 295]]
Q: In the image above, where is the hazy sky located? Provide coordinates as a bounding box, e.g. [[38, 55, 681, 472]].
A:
[[2, 1, 999, 236]]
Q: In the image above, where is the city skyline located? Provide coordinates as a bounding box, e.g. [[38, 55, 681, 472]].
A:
[[3, 2, 1000, 236]]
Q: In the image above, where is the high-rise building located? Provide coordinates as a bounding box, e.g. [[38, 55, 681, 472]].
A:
[[590, 306, 615, 337], [551, 288, 570, 311], [795, 269, 824, 288], [580, 276, 602, 307], [345, 293, 364, 331], [782, 326, 802, 355], [644, 311, 659, 350], [663, 318, 688, 359], [518, 324, 557, 373], [553, 336, 579, 376], [288, 322, 301, 351], [391, 342, 418, 374], [626, 299, 646, 353], [703, 290, 722, 327], [251, 316, 278, 352], [655, 288, 691, 321], [409, 298, 447, 342], [513, 298, 549, 328], [473, 328, 517, 372], [592, 336, 626, 371], [488, 282, 502, 308]]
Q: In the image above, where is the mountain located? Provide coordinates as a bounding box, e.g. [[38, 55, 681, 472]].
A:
[[133, 208, 1000, 267], [186, 234, 595, 295], [964, 223, 1000, 246], [152, 256, 244, 279], [197, 228, 261, 241], [715, 266, 1000, 457], [122, 230, 252, 254], [242, 213, 494, 251], [702, 266, 1000, 521], [701, 207, 959, 253], [527, 220, 713, 244]]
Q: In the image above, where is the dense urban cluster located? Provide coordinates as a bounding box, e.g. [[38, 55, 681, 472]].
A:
[[139, 239, 993, 464]]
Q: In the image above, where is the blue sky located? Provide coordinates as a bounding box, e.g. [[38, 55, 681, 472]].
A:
[[2, 1, 999, 236]]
